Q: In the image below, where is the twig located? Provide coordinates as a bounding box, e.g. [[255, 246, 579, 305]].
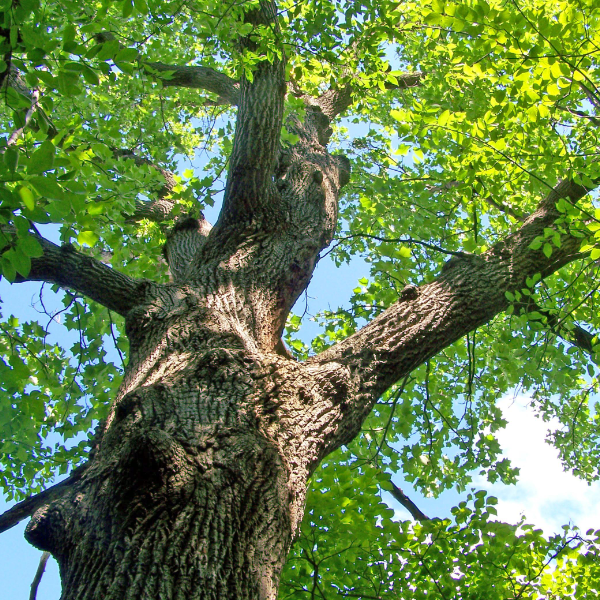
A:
[[331, 233, 467, 258], [3, 89, 40, 151], [29, 551, 50, 600]]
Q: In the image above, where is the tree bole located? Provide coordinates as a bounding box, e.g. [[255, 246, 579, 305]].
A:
[[23, 286, 348, 599]]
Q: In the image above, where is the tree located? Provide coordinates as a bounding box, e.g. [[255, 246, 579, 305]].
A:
[[1, 0, 600, 597]]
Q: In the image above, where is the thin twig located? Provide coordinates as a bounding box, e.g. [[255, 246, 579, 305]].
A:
[[108, 310, 125, 367], [388, 480, 430, 521], [330, 233, 467, 258], [3, 89, 40, 151], [29, 551, 50, 600]]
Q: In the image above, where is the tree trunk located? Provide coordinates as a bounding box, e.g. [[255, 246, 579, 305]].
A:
[[23, 273, 348, 600]]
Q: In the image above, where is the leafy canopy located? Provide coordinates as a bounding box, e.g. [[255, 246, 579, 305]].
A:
[[2, 0, 600, 596]]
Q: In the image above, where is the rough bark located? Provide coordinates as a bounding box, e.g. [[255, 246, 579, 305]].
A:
[[144, 62, 241, 106], [2, 4, 595, 600]]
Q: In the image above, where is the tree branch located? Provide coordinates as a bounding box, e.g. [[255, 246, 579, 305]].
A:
[[218, 0, 286, 226], [95, 30, 422, 123], [516, 298, 597, 353], [113, 150, 189, 224], [308, 72, 423, 120], [388, 480, 429, 521], [0, 466, 85, 535], [93, 32, 241, 105], [311, 179, 590, 432], [144, 62, 240, 105], [29, 551, 50, 600], [2, 88, 40, 150], [163, 216, 213, 282], [335, 233, 468, 257], [2, 231, 150, 316], [1, 67, 185, 224]]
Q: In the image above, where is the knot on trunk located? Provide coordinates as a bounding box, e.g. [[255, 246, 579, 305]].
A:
[[333, 154, 351, 188], [163, 215, 213, 282], [113, 428, 196, 502], [25, 502, 67, 553]]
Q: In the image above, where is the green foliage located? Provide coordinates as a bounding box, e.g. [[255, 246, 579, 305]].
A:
[[282, 455, 600, 599], [2, 0, 600, 595]]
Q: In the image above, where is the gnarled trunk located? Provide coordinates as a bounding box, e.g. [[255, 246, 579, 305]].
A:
[[24, 258, 354, 600], [25, 346, 302, 600]]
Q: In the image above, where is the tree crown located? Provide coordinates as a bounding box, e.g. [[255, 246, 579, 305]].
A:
[[2, 0, 600, 596]]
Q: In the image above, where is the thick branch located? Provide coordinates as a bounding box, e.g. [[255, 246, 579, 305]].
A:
[[163, 216, 213, 282], [0, 467, 85, 535], [2, 231, 149, 316], [145, 62, 240, 105], [312, 179, 590, 414], [130, 197, 178, 222], [113, 150, 187, 224], [93, 32, 240, 105], [218, 0, 286, 225]]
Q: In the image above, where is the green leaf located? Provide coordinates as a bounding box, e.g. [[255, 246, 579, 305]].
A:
[[18, 186, 35, 210], [57, 70, 82, 96], [122, 0, 134, 17], [81, 66, 100, 85], [27, 141, 55, 175], [10, 25, 18, 48], [529, 238, 543, 250], [29, 176, 64, 200], [87, 201, 108, 216], [1, 257, 16, 281], [4, 86, 32, 109], [11, 248, 31, 276], [133, 0, 148, 14], [3, 147, 19, 172], [18, 235, 43, 258], [115, 48, 139, 62], [77, 230, 99, 246]]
